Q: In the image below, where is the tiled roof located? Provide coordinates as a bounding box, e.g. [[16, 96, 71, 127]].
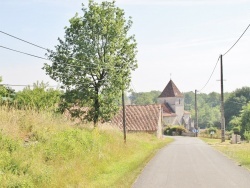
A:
[[111, 104, 162, 131], [162, 103, 176, 117], [158, 79, 183, 98]]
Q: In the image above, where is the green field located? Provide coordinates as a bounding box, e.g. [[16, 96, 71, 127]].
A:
[[200, 137, 250, 170], [0, 107, 173, 187]]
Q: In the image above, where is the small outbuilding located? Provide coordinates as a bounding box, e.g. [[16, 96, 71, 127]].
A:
[[111, 104, 163, 138]]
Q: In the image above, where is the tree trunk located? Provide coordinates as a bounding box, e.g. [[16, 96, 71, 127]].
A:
[[93, 87, 100, 127]]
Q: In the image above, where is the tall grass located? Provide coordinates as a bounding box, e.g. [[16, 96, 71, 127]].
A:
[[0, 107, 172, 187]]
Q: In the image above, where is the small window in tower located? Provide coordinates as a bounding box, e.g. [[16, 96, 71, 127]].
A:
[[179, 99, 180, 104]]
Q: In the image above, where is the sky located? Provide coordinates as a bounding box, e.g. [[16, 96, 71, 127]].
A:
[[1, 0, 250, 94]]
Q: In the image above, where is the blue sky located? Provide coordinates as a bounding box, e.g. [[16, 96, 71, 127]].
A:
[[1, 0, 250, 93]]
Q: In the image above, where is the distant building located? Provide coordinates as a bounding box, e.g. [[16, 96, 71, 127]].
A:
[[158, 79, 194, 130], [111, 104, 163, 138]]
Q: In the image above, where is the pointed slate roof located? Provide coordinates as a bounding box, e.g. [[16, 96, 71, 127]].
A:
[[158, 79, 183, 98]]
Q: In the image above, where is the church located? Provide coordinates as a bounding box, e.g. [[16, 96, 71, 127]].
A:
[[157, 79, 194, 130], [110, 79, 194, 138]]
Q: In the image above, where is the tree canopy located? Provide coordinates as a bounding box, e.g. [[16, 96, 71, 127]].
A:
[[224, 87, 250, 126], [44, 1, 137, 126], [129, 90, 161, 105]]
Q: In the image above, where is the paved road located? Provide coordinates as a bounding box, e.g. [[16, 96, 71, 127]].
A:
[[133, 136, 250, 188]]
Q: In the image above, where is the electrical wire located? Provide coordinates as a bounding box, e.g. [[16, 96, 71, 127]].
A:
[[0, 30, 48, 50], [0, 84, 59, 88], [0, 82, 96, 89], [0, 30, 131, 73], [0, 44, 123, 70], [223, 23, 250, 56], [0, 31, 126, 70], [0, 45, 48, 60], [198, 55, 220, 93]]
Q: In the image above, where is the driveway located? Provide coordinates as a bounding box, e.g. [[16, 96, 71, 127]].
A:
[[132, 136, 250, 188]]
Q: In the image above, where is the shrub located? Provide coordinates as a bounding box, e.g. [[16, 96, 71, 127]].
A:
[[232, 126, 241, 135], [208, 127, 217, 134], [199, 127, 225, 139], [243, 131, 250, 143], [163, 125, 187, 136]]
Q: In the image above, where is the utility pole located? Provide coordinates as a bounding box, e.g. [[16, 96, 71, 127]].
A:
[[122, 90, 126, 143], [195, 90, 198, 137], [220, 54, 226, 142]]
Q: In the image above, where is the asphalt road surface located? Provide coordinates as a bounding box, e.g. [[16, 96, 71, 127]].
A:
[[132, 136, 250, 188]]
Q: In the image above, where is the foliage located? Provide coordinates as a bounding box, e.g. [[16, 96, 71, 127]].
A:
[[0, 76, 15, 104], [224, 87, 250, 126], [184, 91, 194, 111], [44, 1, 137, 126], [129, 90, 161, 105], [0, 107, 172, 187], [164, 125, 187, 136], [243, 131, 250, 143], [199, 128, 224, 139], [229, 116, 241, 130], [240, 103, 250, 137], [226, 102, 250, 138], [232, 126, 241, 135], [14, 81, 61, 111], [208, 126, 217, 134], [190, 92, 221, 129]]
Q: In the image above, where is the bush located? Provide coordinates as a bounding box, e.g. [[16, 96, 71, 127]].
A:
[[232, 126, 241, 135], [208, 127, 217, 134], [199, 127, 224, 139], [243, 131, 250, 143], [164, 125, 187, 136], [14, 81, 62, 111]]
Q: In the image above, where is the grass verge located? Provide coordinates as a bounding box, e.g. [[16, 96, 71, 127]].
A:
[[200, 137, 250, 170], [0, 107, 173, 187]]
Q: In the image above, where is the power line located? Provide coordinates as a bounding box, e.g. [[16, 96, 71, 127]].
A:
[[0, 30, 125, 68], [198, 55, 220, 93], [0, 44, 123, 70], [0, 83, 93, 89], [0, 30, 48, 50], [0, 84, 59, 88], [0, 31, 128, 71], [223, 23, 250, 56], [0, 45, 118, 71], [0, 45, 48, 60]]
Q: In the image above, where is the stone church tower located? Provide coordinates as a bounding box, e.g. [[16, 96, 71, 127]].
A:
[[158, 79, 193, 129]]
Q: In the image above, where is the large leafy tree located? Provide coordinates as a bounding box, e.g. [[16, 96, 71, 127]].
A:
[[44, 1, 137, 126], [224, 87, 250, 126], [184, 91, 221, 129], [129, 90, 161, 105], [239, 103, 250, 137]]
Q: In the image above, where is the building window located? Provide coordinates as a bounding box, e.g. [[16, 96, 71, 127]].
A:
[[179, 99, 180, 104]]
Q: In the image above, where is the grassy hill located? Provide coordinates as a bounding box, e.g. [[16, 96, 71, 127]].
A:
[[0, 107, 172, 187]]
